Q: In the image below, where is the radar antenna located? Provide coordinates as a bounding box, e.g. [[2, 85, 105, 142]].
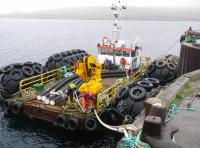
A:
[[111, 0, 127, 41]]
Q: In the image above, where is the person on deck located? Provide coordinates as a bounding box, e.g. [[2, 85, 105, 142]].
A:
[[82, 92, 94, 112], [120, 57, 127, 70], [64, 83, 76, 108]]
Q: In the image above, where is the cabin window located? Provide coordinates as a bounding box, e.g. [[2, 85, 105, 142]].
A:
[[108, 50, 114, 56], [123, 51, 130, 57], [115, 50, 122, 56], [100, 49, 108, 55], [131, 51, 136, 57]]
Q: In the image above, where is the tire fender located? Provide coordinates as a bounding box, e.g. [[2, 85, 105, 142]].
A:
[[9, 69, 23, 81], [3, 99, 13, 112], [136, 80, 153, 92], [68, 117, 80, 131], [116, 86, 129, 100], [11, 101, 23, 114], [129, 86, 146, 101], [84, 118, 97, 131], [56, 114, 67, 128]]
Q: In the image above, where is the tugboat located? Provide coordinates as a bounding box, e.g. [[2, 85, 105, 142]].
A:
[[97, 0, 141, 70]]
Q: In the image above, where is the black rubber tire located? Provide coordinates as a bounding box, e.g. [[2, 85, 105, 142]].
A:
[[48, 56, 53, 62], [76, 49, 82, 53], [116, 100, 127, 115], [3, 99, 13, 112], [116, 86, 129, 100], [167, 62, 176, 71], [68, 118, 80, 131], [63, 118, 69, 130], [71, 49, 77, 54], [9, 69, 23, 81], [156, 59, 166, 68], [84, 118, 97, 131], [11, 101, 23, 114], [136, 80, 153, 92], [131, 101, 144, 118], [1, 65, 14, 74], [53, 53, 62, 61], [147, 64, 155, 74], [110, 112, 118, 125], [144, 78, 160, 88], [99, 111, 111, 125], [129, 86, 146, 101], [54, 61, 62, 69], [61, 58, 70, 66], [13, 63, 23, 68], [24, 62, 33, 66], [61, 52, 69, 58], [56, 114, 67, 127], [124, 97, 135, 115], [33, 65, 44, 74], [22, 66, 34, 77]]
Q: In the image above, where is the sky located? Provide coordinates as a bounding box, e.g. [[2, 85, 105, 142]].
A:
[[0, 0, 199, 14]]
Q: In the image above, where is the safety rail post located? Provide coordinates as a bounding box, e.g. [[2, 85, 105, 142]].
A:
[[19, 68, 62, 96]]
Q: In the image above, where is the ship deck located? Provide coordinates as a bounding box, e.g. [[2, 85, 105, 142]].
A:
[[21, 77, 122, 124]]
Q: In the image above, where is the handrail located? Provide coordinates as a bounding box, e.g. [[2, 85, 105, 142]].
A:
[[19, 68, 61, 95], [96, 56, 150, 110], [19, 66, 75, 95]]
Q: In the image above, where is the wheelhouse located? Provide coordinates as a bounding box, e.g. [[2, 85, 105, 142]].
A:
[[97, 45, 140, 67]]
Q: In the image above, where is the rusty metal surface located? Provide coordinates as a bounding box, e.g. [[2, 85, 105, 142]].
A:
[[178, 43, 200, 76]]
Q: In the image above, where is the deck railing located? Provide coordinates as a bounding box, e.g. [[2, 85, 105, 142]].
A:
[[96, 57, 150, 110], [19, 67, 75, 95]]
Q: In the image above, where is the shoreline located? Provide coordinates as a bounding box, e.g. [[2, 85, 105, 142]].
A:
[[0, 17, 200, 22]]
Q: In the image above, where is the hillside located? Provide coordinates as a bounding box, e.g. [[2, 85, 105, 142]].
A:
[[1, 7, 200, 21]]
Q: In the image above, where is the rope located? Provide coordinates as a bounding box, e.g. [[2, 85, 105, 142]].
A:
[[166, 103, 195, 123], [120, 131, 150, 148], [160, 38, 179, 58]]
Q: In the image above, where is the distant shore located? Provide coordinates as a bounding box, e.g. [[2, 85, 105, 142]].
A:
[[0, 6, 200, 21]]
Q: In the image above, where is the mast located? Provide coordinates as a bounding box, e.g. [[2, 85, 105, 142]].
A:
[[111, 0, 127, 41]]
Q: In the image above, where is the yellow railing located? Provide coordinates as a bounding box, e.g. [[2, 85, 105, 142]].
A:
[[19, 66, 75, 95], [96, 57, 150, 110], [19, 68, 61, 95]]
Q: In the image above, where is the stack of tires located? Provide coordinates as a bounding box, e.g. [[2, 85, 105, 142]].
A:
[[145, 54, 179, 85], [114, 77, 160, 124], [45, 49, 88, 70], [0, 62, 47, 99]]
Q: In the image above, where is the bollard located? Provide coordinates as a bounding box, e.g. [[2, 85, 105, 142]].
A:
[[141, 100, 182, 148], [144, 97, 163, 117]]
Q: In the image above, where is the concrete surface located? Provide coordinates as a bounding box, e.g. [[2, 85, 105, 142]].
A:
[[168, 76, 200, 148], [169, 92, 200, 148]]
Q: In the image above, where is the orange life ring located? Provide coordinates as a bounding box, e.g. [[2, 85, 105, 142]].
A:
[[102, 37, 109, 44]]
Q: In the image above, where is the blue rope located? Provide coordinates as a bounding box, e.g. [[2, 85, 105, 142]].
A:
[[166, 103, 195, 123], [120, 132, 150, 148]]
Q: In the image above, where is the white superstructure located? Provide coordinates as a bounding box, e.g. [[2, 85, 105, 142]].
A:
[[97, 0, 142, 70]]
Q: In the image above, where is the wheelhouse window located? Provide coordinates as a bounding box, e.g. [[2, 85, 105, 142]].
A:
[[123, 51, 130, 57], [131, 51, 136, 57], [100, 49, 108, 55], [115, 50, 122, 56], [108, 50, 114, 56]]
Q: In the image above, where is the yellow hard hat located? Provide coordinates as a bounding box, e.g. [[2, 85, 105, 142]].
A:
[[69, 83, 76, 89]]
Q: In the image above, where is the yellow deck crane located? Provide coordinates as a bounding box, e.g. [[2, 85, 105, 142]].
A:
[[75, 55, 103, 96]]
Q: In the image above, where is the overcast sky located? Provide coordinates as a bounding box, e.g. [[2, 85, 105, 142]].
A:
[[0, 0, 199, 14]]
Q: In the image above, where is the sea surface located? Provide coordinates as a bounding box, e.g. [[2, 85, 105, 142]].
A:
[[0, 19, 200, 148]]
